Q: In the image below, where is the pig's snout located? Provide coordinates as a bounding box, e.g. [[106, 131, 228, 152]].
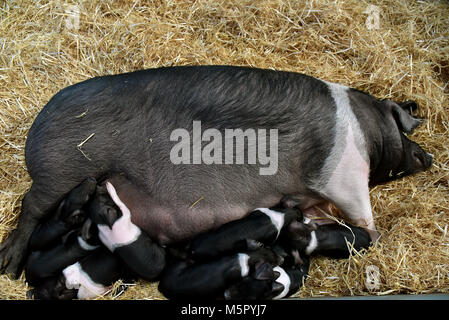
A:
[[424, 152, 434, 169]]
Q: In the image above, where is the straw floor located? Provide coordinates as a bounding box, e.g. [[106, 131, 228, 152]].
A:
[[0, 0, 448, 299]]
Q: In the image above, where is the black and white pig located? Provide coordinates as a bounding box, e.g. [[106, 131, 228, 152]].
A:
[[158, 247, 282, 300], [25, 178, 100, 287], [0, 66, 433, 277], [223, 257, 310, 300], [284, 218, 372, 259], [29, 247, 128, 300], [88, 181, 166, 281], [25, 218, 100, 287], [189, 206, 302, 259]]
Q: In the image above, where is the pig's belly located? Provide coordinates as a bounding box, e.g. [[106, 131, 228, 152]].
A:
[[106, 176, 280, 245], [131, 203, 250, 245]]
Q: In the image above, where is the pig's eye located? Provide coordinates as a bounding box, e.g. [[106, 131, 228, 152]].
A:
[[412, 151, 424, 167]]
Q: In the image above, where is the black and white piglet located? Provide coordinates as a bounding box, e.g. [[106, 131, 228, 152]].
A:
[[158, 206, 306, 300], [30, 247, 128, 300], [25, 218, 100, 288], [189, 207, 302, 259], [88, 181, 166, 281], [284, 218, 372, 259], [158, 247, 282, 300], [28, 177, 97, 251], [26, 180, 132, 300], [223, 249, 310, 300], [27, 215, 126, 299], [25, 178, 99, 288]]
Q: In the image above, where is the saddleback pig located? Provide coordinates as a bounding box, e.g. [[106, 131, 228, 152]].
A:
[[0, 66, 433, 277]]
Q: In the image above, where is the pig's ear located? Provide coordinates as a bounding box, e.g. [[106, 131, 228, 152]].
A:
[[273, 270, 281, 280], [389, 101, 423, 133], [80, 218, 97, 242], [398, 100, 418, 114]]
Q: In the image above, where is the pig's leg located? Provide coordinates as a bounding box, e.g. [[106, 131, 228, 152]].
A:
[[0, 183, 58, 277], [314, 82, 379, 242], [319, 124, 379, 242], [398, 100, 418, 114]]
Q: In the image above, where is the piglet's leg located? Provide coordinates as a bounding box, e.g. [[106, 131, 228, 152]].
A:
[[98, 182, 165, 280]]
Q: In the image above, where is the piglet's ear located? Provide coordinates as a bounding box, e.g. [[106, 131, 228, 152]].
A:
[[81, 218, 97, 241], [389, 101, 423, 134]]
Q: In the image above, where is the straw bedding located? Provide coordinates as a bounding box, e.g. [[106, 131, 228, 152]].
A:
[[0, 0, 448, 299]]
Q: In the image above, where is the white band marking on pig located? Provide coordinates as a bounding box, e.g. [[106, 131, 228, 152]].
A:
[[255, 208, 285, 239], [272, 266, 290, 299], [63, 262, 110, 299], [305, 231, 318, 255], [77, 236, 99, 251], [313, 82, 377, 237], [316, 82, 369, 188], [238, 253, 250, 277], [97, 182, 142, 251], [327, 82, 368, 162]]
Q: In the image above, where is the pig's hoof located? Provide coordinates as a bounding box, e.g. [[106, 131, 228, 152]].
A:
[[0, 231, 27, 278], [367, 229, 380, 244]]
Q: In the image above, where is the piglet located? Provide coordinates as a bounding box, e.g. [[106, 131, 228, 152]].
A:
[[270, 262, 309, 299], [88, 182, 166, 281], [223, 246, 309, 300], [223, 261, 278, 300], [284, 219, 372, 258], [158, 247, 282, 300], [30, 247, 129, 300], [28, 177, 97, 251], [189, 207, 302, 259], [25, 218, 100, 287]]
